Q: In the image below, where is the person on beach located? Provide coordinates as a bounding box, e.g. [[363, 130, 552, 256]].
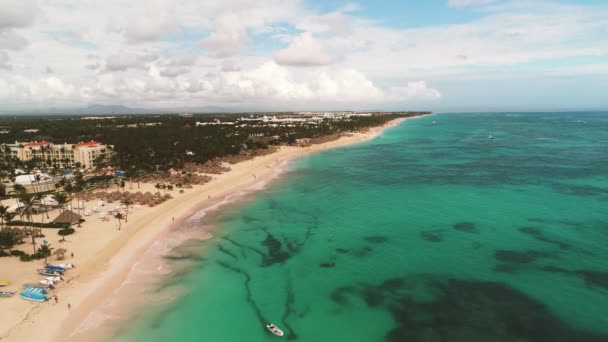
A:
[[67, 303, 71, 310], [71, 252, 74, 258], [54, 296, 58, 304], [172, 217, 175, 221]]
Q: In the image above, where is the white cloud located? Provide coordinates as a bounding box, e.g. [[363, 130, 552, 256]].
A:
[[104, 52, 157, 72], [0, 30, 28, 50], [0, 0, 38, 30], [125, 0, 179, 43], [388, 81, 442, 101], [274, 32, 340, 67], [0, 51, 11, 70], [0, 0, 606, 110], [200, 14, 251, 58], [447, 0, 495, 8]]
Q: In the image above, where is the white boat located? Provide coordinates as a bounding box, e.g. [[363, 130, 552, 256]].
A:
[[45, 276, 62, 283], [57, 263, 75, 269], [39, 279, 55, 287], [266, 323, 284, 337], [37, 269, 61, 277], [488, 132, 494, 139]]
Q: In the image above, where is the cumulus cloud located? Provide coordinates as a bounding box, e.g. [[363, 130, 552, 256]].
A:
[[299, 12, 354, 36], [0, 76, 75, 103], [158, 53, 197, 77], [388, 81, 441, 101], [200, 14, 251, 58], [0, 30, 28, 50], [0, 51, 11, 70], [0, 0, 38, 30], [125, 0, 178, 43], [274, 32, 341, 67], [221, 60, 241, 72], [447, 0, 494, 7], [104, 52, 157, 72], [0, 0, 606, 110]]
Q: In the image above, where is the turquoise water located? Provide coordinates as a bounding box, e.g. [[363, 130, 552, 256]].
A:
[[119, 113, 608, 342]]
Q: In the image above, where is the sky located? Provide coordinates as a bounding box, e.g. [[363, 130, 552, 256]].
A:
[[0, 0, 607, 112]]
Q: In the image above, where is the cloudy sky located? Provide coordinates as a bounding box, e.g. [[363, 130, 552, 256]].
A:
[[1, 0, 607, 112]]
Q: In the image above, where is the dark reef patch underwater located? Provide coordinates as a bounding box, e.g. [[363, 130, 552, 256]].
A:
[[332, 276, 608, 342]]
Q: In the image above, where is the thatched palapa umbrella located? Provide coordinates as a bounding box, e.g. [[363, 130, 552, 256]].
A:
[[54, 248, 67, 260]]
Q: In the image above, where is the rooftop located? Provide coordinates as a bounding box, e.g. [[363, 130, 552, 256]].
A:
[[75, 140, 102, 147]]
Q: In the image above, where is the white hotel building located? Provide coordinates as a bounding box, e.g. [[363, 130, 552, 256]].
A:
[[4, 140, 113, 170]]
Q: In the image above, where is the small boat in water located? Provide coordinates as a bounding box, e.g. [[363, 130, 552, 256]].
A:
[[266, 323, 284, 337], [0, 291, 14, 297], [19, 291, 47, 302]]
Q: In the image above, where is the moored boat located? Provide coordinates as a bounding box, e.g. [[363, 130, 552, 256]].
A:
[[266, 323, 284, 337], [24, 286, 47, 294], [37, 269, 61, 276], [19, 291, 47, 302], [24, 283, 53, 290], [0, 280, 9, 287], [57, 263, 75, 269], [0, 291, 14, 297]]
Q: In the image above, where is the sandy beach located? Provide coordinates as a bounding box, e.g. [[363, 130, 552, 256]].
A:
[[0, 116, 418, 342]]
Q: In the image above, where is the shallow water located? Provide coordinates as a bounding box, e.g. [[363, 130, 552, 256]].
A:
[[117, 112, 608, 342]]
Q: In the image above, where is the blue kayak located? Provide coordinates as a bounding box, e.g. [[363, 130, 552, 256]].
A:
[[45, 265, 65, 273], [23, 286, 47, 294], [19, 291, 47, 302]]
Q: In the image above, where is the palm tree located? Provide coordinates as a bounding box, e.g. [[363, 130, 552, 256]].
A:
[[38, 243, 54, 263], [34, 193, 47, 227], [0, 205, 8, 231], [52, 193, 68, 214], [120, 198, 134, 223], [3, 212, 16, 230], [114, 212, 124, 230], [17, 194, 40, 253], [33, 174, 42, 194]]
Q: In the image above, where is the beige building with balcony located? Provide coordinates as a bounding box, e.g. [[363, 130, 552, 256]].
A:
[[4, 140, 113, 169]]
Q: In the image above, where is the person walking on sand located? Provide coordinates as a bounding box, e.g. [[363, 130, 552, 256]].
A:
[[71, 252, 74, 258], [54, 296, 58, 304], [172, 217, 175, 222], [68, 303, 71, 310]]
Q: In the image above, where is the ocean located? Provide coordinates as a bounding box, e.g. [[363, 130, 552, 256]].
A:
[[115, 112, 608, 342]]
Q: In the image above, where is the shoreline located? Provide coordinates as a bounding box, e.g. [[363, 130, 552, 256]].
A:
[[0, 114, 428, 342]]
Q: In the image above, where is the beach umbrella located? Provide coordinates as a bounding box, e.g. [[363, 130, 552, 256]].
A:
[[53, 248, 67, 260]]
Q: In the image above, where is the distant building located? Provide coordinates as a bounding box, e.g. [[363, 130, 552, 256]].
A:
[[3, 140, 113, 169]]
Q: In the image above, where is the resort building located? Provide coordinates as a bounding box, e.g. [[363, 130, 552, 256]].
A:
[[3, 140, 113, 170]]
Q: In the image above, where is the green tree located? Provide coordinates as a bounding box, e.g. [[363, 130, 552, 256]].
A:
[[0, 228, 20, 251], [16, 194, 40, 253], [38, 243, 54, 263], [114, 212, 124, 231], [0, 205, 8, 231], [120, 198, 134, 223], [52, 192, 68, 214]]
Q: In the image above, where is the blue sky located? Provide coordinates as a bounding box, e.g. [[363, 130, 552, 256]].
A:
[[0, 0, 607, 112]]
